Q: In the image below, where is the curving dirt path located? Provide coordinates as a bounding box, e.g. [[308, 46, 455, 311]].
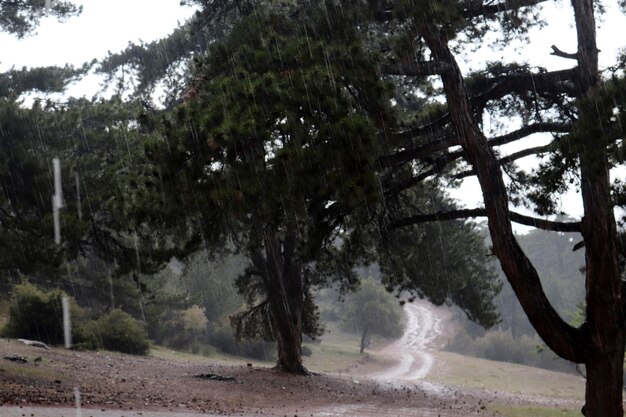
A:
[[375, 299, 449, 382]]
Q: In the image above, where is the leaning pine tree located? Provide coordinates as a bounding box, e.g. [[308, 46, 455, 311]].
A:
[[363, 0, 626, 414]]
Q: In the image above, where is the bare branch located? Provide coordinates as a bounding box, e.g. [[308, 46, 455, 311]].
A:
[[551, 45, 579, 60], [380, 122, 569, 169], [486, 122, 571, 147], [471, 68, 579, 111], [454, 141, 559, 179], [389, 208, 581, 232]]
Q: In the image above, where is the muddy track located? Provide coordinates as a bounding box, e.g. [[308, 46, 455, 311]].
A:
[[375, 300, 447, 381]]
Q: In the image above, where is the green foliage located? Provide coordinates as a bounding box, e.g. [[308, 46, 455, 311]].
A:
[[523, 76, 626, 216], [206, 323, 275, 361], [0, 65, 91, 99], [182, 252, 245, 323], [80, 309, 150, 355], [145, 4, 396, 347], [380, 188, 502, 327], [341, 280, 404, 340], [448, 228, 586, 373], [0, 1, 81, 38], [1, 282, 83, 345]]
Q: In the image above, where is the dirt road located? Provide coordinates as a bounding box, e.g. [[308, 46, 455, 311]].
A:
[[375, 300, 449, 381]]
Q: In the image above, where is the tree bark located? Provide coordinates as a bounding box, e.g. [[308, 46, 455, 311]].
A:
[[418, 23, 587, 363], [572, 0, 625, 415], [259, 224, 309, 375], [415, 0, 625, 413], [276, 313, 306, 374]]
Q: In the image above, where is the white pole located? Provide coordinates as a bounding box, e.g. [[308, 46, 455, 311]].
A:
[[74, 387, 82, 417], [52, 157, 63, 244], [53, 195, 61, 245], [53, 157, 63, 209], [62, 295, 71, 349]]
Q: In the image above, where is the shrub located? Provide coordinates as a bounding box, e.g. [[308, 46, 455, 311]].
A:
[[446, 328, 576, 373], [81, 309, 149, 355], [207, 324, 275, 361], [1, 283, 83, 345], [301, 345, 313, 357]]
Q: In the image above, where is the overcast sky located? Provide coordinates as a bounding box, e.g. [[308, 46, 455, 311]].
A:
[[1, 0, 625, 228], [0, 0, 196, 71]]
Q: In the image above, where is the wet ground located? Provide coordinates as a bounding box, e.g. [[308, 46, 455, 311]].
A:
[[0, 301, 580, 416]]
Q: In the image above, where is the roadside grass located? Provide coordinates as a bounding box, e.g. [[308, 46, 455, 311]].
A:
[[428, 351, 585, 400], [303, 322, 394, 373], [488, 405, 581, 417]]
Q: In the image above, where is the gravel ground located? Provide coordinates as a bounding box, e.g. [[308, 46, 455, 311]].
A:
[[0, 338, 492, 416]]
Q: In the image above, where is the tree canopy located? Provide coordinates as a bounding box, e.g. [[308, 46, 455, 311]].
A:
[[0, 0, 81, 38], [134, 3, 501, 373]]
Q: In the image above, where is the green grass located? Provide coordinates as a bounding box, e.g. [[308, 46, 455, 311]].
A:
[[302, 322, 392, 373], [150, 345, 274, 367], [489, 405, 581, 417], [151, 323, 387, 375], [428, 351, 585, 399], [0, 360, 65, 381]]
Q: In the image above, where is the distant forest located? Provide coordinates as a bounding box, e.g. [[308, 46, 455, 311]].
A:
[[447, 227, 585, 373]]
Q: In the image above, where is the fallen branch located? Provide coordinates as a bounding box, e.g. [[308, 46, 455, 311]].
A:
[[18, 339, 50, 349]]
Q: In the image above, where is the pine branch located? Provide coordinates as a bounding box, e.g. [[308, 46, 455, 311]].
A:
[[460, 0, 548, 19], [381, 59, 451, 77], [454, 141, 559, 179], [380, 122, 570, 169], [389, 208, 581, 232]]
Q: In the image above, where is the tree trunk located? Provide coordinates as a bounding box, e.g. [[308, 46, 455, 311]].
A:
[[360, 327, 369, 354], [417, 5, 625, 413], [276, 312, 306, 374], [572, 0, 625, 414], [257, 224, 309, 375], [418, 23, 587, 363], [584, 349, 625, 416]]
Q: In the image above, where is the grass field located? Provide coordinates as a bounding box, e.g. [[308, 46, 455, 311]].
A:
[[488, 405, 581, 417], [428, 350, 585, 400], [302, 322, 363, 373]]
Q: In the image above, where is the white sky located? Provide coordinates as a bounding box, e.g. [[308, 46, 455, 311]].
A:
[[0, 0, 196, 70], [1, 0, 625, 230], [449, 1, 626, 229]]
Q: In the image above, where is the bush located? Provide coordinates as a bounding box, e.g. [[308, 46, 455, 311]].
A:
[[80, 309, 150, 355], [1, 283, 83, 345], [207, 324, 275, 361], [446, 328, 575, 373], [301, 345, 313, 357]]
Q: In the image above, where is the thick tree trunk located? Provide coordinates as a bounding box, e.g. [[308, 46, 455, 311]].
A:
[[276, 313, 306, 374], [584, 350, 625, 416], [258, 225, 309, 375], [572, 0, 625, 414]]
